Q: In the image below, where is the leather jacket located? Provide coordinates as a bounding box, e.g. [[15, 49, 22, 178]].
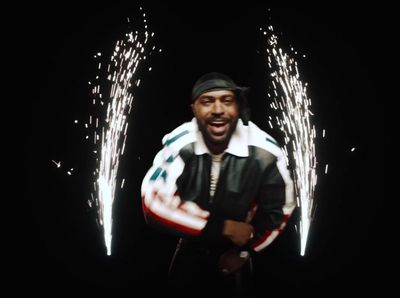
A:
[[141, 118, 295, 252]]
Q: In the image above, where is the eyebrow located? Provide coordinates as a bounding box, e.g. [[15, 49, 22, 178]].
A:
[[198, 94, 235, 100]]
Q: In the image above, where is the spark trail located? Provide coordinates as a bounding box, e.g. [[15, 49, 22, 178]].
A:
[[264, 25, 317, 256], [92, 10, 153, 255]]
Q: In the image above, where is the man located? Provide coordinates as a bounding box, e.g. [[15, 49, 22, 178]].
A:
[[141, 72, 295, 294]]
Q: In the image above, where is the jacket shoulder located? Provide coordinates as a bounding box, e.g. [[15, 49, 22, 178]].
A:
[[247, 121, 283, 158], [161, 121, 197, 152]]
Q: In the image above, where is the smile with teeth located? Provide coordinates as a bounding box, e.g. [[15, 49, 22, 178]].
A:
[[208, 120, 229, 135]]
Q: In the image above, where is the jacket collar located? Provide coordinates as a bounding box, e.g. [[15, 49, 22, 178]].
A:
[[192, 118, 249, 157]]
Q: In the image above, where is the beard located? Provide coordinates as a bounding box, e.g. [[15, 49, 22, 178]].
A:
[[197, 116, 239, 149]]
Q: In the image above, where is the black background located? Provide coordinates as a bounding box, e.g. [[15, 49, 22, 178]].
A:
[[24, 1, 394, 296]]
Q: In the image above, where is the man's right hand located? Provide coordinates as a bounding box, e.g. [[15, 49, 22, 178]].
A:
[[222, 219, 254, 246]]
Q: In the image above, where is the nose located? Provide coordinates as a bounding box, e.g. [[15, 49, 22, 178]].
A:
[[211, 100, 224, 115]]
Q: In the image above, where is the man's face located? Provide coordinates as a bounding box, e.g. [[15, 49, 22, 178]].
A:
[[192, 89, 239, 150]]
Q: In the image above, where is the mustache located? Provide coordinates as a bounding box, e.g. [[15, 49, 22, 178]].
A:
[[206, 116, 230, 123]]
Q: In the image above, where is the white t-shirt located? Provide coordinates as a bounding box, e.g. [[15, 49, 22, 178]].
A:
[[209, 152, 224, 200]]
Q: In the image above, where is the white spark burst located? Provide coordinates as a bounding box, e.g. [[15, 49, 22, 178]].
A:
[[91, 15, 153, 255], [265, 25, 317, 256], [51, 160, 61, 168]]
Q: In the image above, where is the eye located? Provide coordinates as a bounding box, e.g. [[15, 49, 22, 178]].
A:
[[222, 96, 234, 104], [199, 98, 213, 105]]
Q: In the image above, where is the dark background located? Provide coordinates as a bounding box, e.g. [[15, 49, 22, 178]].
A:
[[24, 1, 394, 296]]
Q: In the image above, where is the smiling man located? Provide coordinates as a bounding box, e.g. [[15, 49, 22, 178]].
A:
[[141, 72, 296, 294], [192, 88, 239, 154]]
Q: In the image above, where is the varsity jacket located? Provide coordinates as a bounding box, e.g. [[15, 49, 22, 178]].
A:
[[141, 118, 295, 252]]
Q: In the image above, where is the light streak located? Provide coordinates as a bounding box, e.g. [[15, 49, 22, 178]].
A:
[[90, 11, 153, 255], [51, 160, 61, 168], [265, 25, 317, 256]]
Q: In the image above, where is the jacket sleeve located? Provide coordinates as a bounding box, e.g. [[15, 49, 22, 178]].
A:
[[141, 135, 225, 238], [248, 149, 296, 252]]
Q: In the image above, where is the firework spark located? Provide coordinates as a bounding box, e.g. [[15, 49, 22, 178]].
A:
[[51, 160, 61, 168], [90, 11, 153, 255], [265, 26, 317, 256]]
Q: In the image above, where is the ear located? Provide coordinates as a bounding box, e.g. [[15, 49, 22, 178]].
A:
[[191, 103, 195, 116]]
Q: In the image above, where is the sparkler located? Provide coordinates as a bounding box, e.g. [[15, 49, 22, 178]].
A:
[[264, 25, 317, 256], [90, 9, 153, 255]]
